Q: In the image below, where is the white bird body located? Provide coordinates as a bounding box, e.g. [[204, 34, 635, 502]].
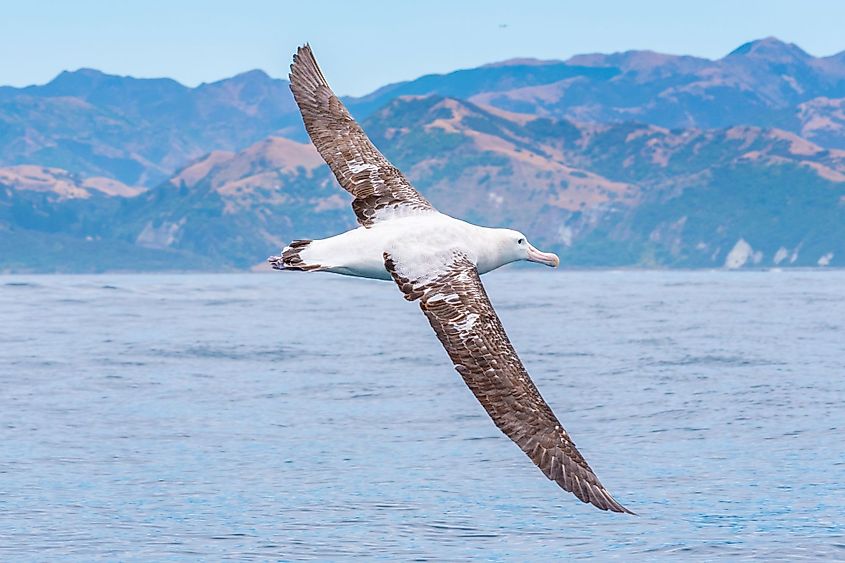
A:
[[296, 213, 543, 281]]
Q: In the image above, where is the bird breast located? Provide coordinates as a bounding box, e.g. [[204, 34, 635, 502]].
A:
[[302, 214, 500, 280]]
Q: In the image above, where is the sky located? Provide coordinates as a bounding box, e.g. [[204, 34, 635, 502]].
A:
[[3, 0, 845, 96]]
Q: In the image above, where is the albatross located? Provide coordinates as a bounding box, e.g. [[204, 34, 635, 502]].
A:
[[269, 45, 632, 514]]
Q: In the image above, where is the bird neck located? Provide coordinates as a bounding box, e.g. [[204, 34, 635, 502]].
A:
[[473, 227, 517, 274]]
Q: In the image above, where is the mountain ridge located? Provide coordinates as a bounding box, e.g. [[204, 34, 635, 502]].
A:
[[3, 37, 845, 187], [4, 92, 843, 272], [2, 38, 845, 271]]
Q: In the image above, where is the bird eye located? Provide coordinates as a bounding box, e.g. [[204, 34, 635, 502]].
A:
[[517, 238, 525, 245]]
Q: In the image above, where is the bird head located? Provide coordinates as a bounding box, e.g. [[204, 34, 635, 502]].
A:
[[498, 229, 560, 268]]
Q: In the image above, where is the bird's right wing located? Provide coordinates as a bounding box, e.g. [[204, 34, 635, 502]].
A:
[[383, 250, 632, 514], [289, 45, 436, 227]]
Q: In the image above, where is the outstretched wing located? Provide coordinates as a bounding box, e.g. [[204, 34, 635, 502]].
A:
[[289, 45, 435, 227], [384, 251, 632, 514]]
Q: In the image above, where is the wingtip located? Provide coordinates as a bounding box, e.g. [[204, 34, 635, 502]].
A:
[[291, 44, 308, 63], [290, 44, 308, 81], [577, 480, 635, 515], [593, 499, 636, 515], [294, 43, 315, 63], [617, 505, 637, 516], [601, 492, 636, 515], [290, 42, 326, 86], [603, 494, 636, 515]]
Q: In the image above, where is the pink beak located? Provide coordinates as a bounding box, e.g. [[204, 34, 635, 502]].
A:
[[526, 244, 560, 267]]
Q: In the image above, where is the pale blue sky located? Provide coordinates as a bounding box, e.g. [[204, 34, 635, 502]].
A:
[[3, 0, 845, 96]]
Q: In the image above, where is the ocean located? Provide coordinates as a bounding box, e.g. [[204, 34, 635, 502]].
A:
[[1, 270, 843, 560]]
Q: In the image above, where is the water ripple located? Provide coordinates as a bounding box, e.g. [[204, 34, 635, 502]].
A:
[[0, 270, 843, 560]]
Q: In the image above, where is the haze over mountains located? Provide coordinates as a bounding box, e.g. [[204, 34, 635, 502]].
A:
[[2, 37, 844, 271]]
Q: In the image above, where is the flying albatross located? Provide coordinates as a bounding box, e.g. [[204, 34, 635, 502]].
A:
[[269, 45, 632, 514]]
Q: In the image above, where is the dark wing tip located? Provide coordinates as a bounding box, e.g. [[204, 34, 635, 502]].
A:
[[594, 488, 636, 515], [564, 478, 634, 515], [293, 43, 311, 66], [530, 433, 634, 514], [290, 43, 324, 80]]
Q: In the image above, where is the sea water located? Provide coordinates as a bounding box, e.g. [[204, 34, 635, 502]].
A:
[[1, 270, 843, 560]]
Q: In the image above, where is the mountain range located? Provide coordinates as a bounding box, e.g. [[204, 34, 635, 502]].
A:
[[2, 37, 844, 272]]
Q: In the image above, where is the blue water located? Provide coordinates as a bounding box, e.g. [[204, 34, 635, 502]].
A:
[[1, 270, 844, 560]]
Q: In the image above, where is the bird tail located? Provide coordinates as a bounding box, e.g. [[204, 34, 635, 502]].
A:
[[268, 239, 322, 271]]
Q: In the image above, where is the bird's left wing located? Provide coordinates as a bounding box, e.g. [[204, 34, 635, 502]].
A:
[[289, 45, 436, 227], [383, 250, 632, 514]]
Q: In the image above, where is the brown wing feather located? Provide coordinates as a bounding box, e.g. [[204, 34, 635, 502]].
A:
[[384, 251, 633, 514], [289, 45, 435, 227]]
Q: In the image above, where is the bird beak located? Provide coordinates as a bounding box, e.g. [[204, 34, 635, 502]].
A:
[[526, 244, 560, 268]]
